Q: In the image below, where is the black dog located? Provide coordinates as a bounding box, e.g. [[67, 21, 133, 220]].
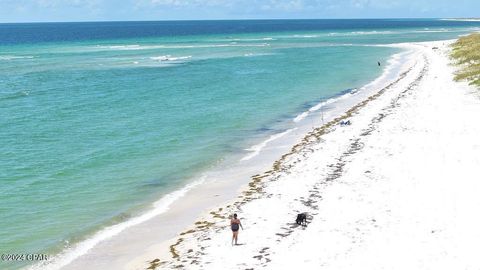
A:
[[296, 213, 308, 226]]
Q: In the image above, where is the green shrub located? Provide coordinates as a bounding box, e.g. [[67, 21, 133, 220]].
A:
[[451, 33, 480, 87]]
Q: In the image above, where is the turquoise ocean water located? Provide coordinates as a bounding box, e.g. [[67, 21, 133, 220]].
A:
[[1, 19, 479, 269]]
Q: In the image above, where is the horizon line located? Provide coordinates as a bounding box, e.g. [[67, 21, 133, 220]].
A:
[[1, 17, 473, 25]]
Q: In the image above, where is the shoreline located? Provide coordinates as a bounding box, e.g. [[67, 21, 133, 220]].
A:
[[128, 43, 422, 269], [28, 36, 480, 269], [145, 38, 480, 269], [147, 43, 425, 269], [28, 43, 411, 269]]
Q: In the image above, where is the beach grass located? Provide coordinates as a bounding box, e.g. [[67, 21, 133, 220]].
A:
[[451, 33, 480, 87]]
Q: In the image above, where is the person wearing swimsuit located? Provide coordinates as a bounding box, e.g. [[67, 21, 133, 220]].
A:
[[230, 213, 243, 245]]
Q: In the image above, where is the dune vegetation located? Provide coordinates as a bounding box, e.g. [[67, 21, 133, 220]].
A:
[[451, 33, 480, 87]]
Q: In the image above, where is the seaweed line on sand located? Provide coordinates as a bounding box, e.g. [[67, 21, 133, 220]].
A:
[[150, 53, 428, 269], [270, 55, 428, 251]]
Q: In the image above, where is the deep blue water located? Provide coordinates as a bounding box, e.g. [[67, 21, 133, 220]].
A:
[[1, 19, 480, 45]]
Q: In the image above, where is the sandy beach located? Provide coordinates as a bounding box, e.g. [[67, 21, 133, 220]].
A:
[[135, 40, 480, 270]]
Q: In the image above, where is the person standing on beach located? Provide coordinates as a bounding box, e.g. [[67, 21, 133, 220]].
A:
[[230, 213, 243, 245]]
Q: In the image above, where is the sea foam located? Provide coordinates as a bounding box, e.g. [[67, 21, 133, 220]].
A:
[[150, 55, 192, 61], [0, 55, 35, 60], [241, 128, 297, 161], [293, 89, 358, 123]]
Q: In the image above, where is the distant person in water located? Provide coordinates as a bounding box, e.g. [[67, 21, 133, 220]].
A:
[[230, 213, 243, 245], [378, 61, 381, 66]]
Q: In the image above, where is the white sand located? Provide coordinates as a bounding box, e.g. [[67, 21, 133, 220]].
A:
[[142, 40, 480, 270]]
